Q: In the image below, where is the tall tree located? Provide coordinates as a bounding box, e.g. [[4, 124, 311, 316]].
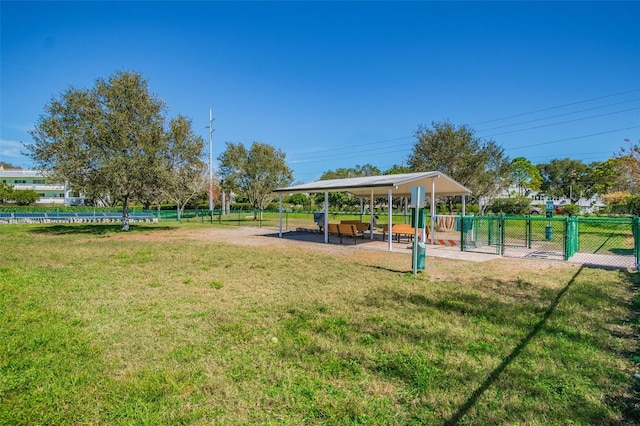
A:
[[319, 164, 381, 180], [383, 164, 411, 175], [537, 158, 589, 202], [27, 70, 200, 230], [589, 158, 623, 195], [510, 157, 542, 195], [407, 121, 511, 213], [615, 138, 640, 194], [162, 116, 207, 219], [317, 164, 381, 209], [217, 141, 293, 219]]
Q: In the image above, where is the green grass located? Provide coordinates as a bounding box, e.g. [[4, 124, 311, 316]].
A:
[[0, 222, 638, 425]]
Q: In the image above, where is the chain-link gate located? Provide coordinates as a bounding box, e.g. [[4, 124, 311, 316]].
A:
[[502, 216, 567, 262], [570, 217, 637, 269], [461, 215, 638, 269], [460, 215, 503, 255]]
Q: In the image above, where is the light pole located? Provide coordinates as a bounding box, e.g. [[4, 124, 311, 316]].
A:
[[208, 108, 215, 220]]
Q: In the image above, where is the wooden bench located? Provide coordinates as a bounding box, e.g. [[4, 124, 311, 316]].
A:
[[337, 223, 361, 244], [327, 223, 341, 242], [326, 223, 361, 244], [340, 220, 370, 234], [382, 223, 430, 242]]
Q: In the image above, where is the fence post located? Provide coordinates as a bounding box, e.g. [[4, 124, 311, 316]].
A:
[[488, 216, 493, 246], [500, 214, 505, 256], [459, 215, 465, 252], [563, 217, 568, 260], [634, 216, 639, 270], [563, 216, 579, 261]]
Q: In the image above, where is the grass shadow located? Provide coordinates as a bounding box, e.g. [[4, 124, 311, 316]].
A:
[[445, 265, 585, 425], [609, 248, 634, 256], [616, 268, 640, 424], [28, 224, 178, 236], [363, 264, 412, 274]]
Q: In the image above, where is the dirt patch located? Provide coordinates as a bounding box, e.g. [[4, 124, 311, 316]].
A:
[[106, 226, 578, 277]]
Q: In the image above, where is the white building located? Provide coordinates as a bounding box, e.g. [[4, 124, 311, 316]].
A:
[[0, 168, 84, 205], [500, 185, 606, 214]]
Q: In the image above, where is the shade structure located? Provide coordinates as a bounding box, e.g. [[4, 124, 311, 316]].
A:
[[274, 171, 471, 197], [274, 171, 472, 251]]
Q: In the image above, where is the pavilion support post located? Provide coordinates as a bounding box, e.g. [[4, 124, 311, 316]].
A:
[[370, 189, 374, 239], [462, 195, 466, 216], [278, 193, 283, 237], [388, 188, 393, 251], [431, 177, 436, 244], [324, 192, 329, 244], [404, 196, 408, 224]]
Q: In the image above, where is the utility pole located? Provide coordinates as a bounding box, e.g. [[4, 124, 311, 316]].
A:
[[208, 108, 215, 220]]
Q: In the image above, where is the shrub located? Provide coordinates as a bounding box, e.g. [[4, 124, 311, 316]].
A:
[[488, 197, 531, 214], [562, 204, 580, 216], [626, 195, 640, 216], [13, 189, 40, 206]]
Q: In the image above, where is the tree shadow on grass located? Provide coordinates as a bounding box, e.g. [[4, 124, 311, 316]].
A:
[[445, 265, 585, 425], [28, 224, 178, 236]]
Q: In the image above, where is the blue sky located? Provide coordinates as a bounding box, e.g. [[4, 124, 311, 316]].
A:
[[2, 1, 639, 183]]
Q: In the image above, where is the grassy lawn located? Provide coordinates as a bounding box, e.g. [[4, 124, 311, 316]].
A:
[[1, 222, 638, 424]]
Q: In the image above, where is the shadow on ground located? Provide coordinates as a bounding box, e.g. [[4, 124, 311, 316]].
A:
[[28, 224, 177, 236]]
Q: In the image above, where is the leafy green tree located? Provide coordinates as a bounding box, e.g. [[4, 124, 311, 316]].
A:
[[488, 196, 532, 215], [162, 116, 207, 220], [0, 182, 13, 203], [12, 189, 39, 206], [317, 164, 382, 210], [28, 71, 199, 231], [319, 164, 381, 180], [383, 164, 411, 175], [510, 157, 542, 195], [217, 141, 293, 219], [626, 195, 640, 216], [537, 158, 589, 202], [590, 158, 623, 195], [615, 138, 640, 194], [407, 121, 511, 213], [286, 193, 310, 211]]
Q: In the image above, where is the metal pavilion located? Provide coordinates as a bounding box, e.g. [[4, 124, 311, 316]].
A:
[[273, 171, 472, 251]]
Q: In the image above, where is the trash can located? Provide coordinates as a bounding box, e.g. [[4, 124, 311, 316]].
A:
[[545, 225, 553, 241], [416, 242, 426, 270]]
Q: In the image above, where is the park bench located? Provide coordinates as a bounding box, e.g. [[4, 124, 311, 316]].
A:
[[382, 223, 429, 242], [327, 223, 341, 242], [326, 223, 361, 244], [340, 220, 370, 234], [337, 223, 361, 244]]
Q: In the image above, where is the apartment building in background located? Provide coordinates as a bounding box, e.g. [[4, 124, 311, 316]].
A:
[[0, 167, 84, 205]]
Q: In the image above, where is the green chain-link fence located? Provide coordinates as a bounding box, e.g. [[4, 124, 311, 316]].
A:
[[462, 215, 638, 269]]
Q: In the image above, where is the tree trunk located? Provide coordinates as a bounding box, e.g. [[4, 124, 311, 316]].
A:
[[121, 196, 130, 231], [221, 191, 226, 215]]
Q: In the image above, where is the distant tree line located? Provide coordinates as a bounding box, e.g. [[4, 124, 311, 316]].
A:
[[22, 70, 640, 230]]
